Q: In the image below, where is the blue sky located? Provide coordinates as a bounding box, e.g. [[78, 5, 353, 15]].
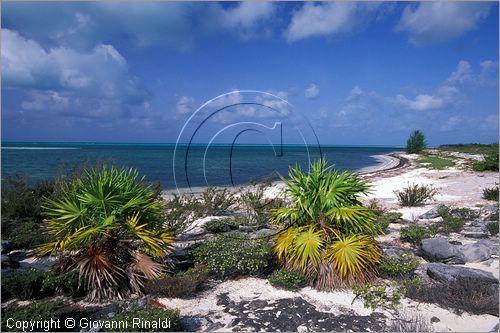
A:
[[1, 1, 498, 146]]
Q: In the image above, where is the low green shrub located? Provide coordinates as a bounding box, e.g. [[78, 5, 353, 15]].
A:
[[417, 155, 455, 170], [487, 222, 499, 236], [239, 186, 286, 226], [439, 216, 465, 234], [200, 187, 236, 216], [2, 269, 82, 300], [472, 145, 499, 172], [366, 199, 386, 216], [146, 266, 209, 298], [352, 283, 403, 311], [203, 218, 239, 233], [269, 268, 306, 290], [377, 252, 420, 279], [164, 193, 203, 235], [395, 184, 438, 207], [437, 205, 450, 218], [1, 302, 64, 332], [41, 270, 82, 297], [2, 269, 48, 300], [376, 212, 403, 230], [400, 225, 434, 245], [189, 233, 272, 277], [1, 217, 49, 250], [406, 277, 498, 316], [483, 187, 499, 201], [108, 306, 181, 332]]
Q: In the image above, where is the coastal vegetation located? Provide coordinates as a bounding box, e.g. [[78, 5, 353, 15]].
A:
[[37, 166, 173, 301], [405, 130, 427, 154], [272, 159, 382, 290], [394, 183, 438, 207], [416, 155, 455, 170]]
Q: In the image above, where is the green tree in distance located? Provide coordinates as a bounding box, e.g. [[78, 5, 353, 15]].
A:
[[406, 130, 427, 154]]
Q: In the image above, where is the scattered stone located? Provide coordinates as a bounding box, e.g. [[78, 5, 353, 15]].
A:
[[420, 238, 465, 264], [426, 263, 498, 285], [251, 228, 275, 238], [430, 316, 440, 323], [457, 242, 492, 263], [180, 316, 210, 331], [461, 226, 489, 239], [419, 205, 446, 219]]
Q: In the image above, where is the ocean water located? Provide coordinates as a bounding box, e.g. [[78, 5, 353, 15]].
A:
[[1, 142, 400, 190]]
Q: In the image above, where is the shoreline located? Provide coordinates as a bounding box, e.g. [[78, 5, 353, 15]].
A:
[[162, 152, 409, 197]]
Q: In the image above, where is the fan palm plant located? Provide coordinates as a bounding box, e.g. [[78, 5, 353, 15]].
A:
[[38, 166, 173, 301], [272, 159, 381, 290]]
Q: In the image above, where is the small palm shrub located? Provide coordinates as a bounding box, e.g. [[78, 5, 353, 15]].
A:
[[38, 166, 173, 301], [400, 225, 434, 245], [269, 268, 306, 290], [273, 159, 382, 290], [405, 130, 426, 154], [395, 183, 438, 207], [189, 233, 272, 277], [483, 187, 499, 201], [377, 252, 420, 279]]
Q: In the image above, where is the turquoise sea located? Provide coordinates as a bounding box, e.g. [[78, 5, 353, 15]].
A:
[[1, 142, 401, 190]]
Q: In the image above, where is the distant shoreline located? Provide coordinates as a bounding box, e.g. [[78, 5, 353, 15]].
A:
[[162, 152, 409, 197]]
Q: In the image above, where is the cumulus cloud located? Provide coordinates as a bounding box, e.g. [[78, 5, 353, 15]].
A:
[[396, 94, 446, 111], [396, 2, 492, 46], [2, 28, 150, 104], [304, 84, 319, 98], [394, 60, 479, 111], [218, 2, 276, 38], [284, 2, 382, 42], [176, 96, 196, 114]]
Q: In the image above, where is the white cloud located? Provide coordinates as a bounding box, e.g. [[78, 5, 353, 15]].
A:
[[440, 115, 463, 131], [446, 60, 472, 84], [396, 2, 492, 46], [221, 2, 275, 29], [284, 2, 382, 42], [21, 90, 69, 111], [479, 60, 499, 85], [396, 94, 445, 111], [394, 60, 476, 111], [176, 96, 196, 114], [2, 28, 149, 104], [304, 84, 319, 98]]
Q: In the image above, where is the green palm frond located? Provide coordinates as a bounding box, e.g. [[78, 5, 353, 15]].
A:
[[273, 227, 300, 261], [290, 226, 325, 272], [325, 234, 381, 279], [38, 165, 173, 301], [127, 212, 173, 257]]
